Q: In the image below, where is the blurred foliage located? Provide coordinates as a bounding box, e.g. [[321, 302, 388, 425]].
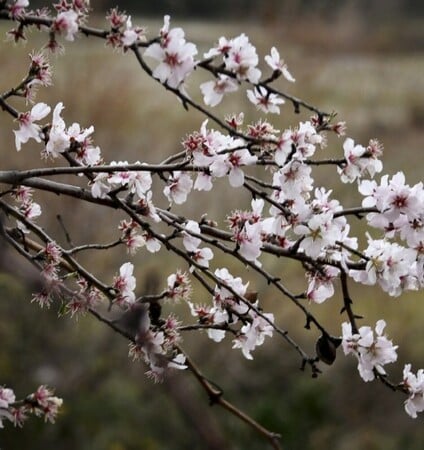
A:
[[0, 8, 424, 450], [28, 0, 424, 21]]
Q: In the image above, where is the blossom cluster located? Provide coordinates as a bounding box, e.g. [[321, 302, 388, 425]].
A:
[[188, 268, 274, 360], [144, 15, 197, 90], [2, 1, 424, 423], [349, 171, 424, 296], [106, 7, 146, 49], [12, 186, 41, 232], [182, 220, 214, 268], [342, 320, 398, 382], [0, 385, 62, 428]]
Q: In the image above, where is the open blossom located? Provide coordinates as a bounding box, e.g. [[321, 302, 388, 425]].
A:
[[214, 268, 249, 315], [67, 122, 101, 166], [182, 220, 201, 252], [200, 75, 239, 107], [236, 221, 263, 264], [338, 138, 383, 183], [163, 171, 193, 204], [210, 149, 257, 187], [167, 270, 192, 302], [265, 47, 295, 82], [306, 266, 340, 304], [246, 86, 285, 114], [44, 102, 69, 157], [402, 364, 424, 418], [53, 10, 79, 41], [113, 262, 136, 307], [191, 247, 214, 268], [0, 387, 15, 409], [232, 312, 274, 360], [14, 103, 51, 151], [144, 15, 197, 89], [8, 0, 29, 18], [294, 212, 339, 258], [109, 164, 152, 198], [121, 16, 146, 47], [206, 33, 261, 83], [0, 387, 16, 428], [349, 237, 418, 296], [342, 320, 398, 382]]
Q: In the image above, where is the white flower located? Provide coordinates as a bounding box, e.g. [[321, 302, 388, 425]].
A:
[[402, 364, 424, 418], [233, 312, 274, 360], [200, 75, 239, 107], [210, 149, 257, 187], [191, 247, 214, 268], [163, 171, 193, 204], [237, 221, 263, 263], [144, 16, 197, 89], [246, 86, 285, 114], [341, 320, 398, 382], [113, 262, 136, 307], [265, 47, 295, 82], [224, 33, 261, 83], [183, 220, 201, 252], [45, 103, 69, 158], [14, 102, 51, 151]]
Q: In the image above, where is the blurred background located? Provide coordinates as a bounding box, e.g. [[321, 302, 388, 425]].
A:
[[1, 1, 424, 449]]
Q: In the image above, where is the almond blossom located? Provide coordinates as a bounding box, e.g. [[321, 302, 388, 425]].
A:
[[349, 237, 418, 296], [144, 15, 197, 89], [246, 86, 285, 114], [402, 364, 424, 418], [200, 75, 239, 107], [338, 137, 383, 183], [205, 33, 261, 83], [265, 46, 295, 82], [53, 9, 79, 41], [232, 312, 274, 360], [8, 0, 29, 18], [342, 320, 398, 382], [14, 102, 51, 151], [113, 262, 136, 307], [210, 149, 257, 187], [163, 171, 193, 204]]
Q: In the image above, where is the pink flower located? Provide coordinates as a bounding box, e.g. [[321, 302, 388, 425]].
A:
[[14, 103, 51, 151], [121, 16, 146, 47], [338, 138, 383, 183], [53, 10, 79, 41], [0, 387, 15, 409], [8, 0, 29, 18]]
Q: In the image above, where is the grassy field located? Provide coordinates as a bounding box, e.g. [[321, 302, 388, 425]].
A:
[[0, 12, 424, 450]]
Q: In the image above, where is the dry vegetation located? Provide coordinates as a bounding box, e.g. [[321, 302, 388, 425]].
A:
[[0, 12, 423, 449]]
